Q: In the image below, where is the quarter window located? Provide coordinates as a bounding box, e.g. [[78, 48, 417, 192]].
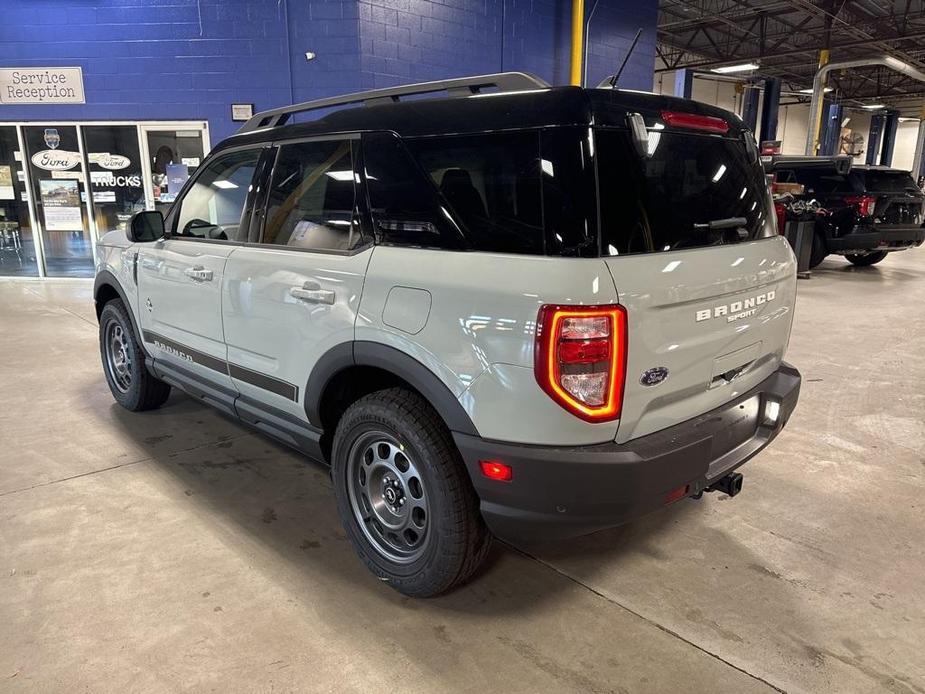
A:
[[173, 149, 260, 241], [262, 139, 360, 251], [406, 132, 544, 254]]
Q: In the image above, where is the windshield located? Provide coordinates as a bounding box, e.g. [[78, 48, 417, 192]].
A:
[[595, 128, 775, 256]]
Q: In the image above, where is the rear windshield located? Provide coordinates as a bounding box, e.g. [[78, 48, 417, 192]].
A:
[[596, 128, 775, 256], [779, 168, 921, 196], [776, 169, 852, 195], [855, 170, 919, 193]]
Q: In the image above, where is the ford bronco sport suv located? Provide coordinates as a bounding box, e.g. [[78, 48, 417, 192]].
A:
[[94, 73, 801, 597], [771, 156, 925, 268]]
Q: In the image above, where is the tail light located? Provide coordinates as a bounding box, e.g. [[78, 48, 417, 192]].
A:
[[660, 110, 729, 134], [774, 201, 787, 235], [844, 195, 876, 217], [535, 304, 627, 422]]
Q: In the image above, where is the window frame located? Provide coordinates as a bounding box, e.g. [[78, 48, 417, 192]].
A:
[[253, 133, 373, 257], [163, 143, 270, 246]]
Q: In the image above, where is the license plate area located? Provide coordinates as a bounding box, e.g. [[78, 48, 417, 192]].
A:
[[709, 395, 760, 459]]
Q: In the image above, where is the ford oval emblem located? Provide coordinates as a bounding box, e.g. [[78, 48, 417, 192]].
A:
[[640, 366, 669, 387]]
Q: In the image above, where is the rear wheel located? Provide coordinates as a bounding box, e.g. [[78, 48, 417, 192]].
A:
[[99, 299, 171, 411], [809, 232, 828, 269], [846, 251, 888, 266], [331, 388, 491, 597]]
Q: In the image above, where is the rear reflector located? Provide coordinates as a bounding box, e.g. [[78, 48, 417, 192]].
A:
[[535, 304, 627, 422], [661, 110, 729, 134], [664, 485, 690, 505], [479, 460, 513, 482]]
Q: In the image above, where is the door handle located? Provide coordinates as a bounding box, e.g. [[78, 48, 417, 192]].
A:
[[184, 265, 213, 282], [289, 281, 335, 305]]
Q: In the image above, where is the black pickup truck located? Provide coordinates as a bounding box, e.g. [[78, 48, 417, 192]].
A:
[[770, 158, 925, 267]]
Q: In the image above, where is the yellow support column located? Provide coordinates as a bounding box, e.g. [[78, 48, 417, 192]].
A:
[[570, 0, 585, 86], [809, 49, 830, 154]]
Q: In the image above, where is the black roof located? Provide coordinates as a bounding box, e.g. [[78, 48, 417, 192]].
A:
[[217, 86, 746, 153]]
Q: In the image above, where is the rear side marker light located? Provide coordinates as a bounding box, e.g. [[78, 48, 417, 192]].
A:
[[480, 460, 513, 482], [661, 110, 729, 134], [535, 304, 627, 422], [665, 485, 690, 505]]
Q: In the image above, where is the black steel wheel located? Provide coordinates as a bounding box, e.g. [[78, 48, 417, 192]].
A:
[[331, 387, 491, 597], [809, 232, 828, 269], [346, 432, 431, 564], [98, 299, 171, 411]]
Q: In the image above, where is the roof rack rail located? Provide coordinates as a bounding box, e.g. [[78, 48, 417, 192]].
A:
[[237, 72, 550, 134]]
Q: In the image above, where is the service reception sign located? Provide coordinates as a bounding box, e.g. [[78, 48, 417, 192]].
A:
[[0, 67, 85, 104]]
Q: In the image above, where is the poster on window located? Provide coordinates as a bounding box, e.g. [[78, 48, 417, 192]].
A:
[[0, 165, 13, 200], [39, 179, 83, 231]]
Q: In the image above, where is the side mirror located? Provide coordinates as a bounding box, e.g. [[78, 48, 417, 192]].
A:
[[128, 210, 165, 242]]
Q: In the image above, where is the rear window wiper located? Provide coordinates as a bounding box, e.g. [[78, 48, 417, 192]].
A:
[[694, 217, 750, 243], [693, 216, 748, 230]]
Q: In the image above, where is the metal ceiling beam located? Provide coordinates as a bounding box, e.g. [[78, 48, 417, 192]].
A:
[[805, 55, 925, 153], [656, 29, 925, 72]]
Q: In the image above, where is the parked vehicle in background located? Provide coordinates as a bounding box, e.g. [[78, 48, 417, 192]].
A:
[[771, 157, 925, 267], [93, 73, 801, 597]]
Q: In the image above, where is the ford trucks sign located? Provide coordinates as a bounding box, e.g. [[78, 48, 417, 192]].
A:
[[0, 67, 85, 104]]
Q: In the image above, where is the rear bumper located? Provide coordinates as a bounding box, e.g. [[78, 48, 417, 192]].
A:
[[827, 224, 925, 253], [454, 362, 801, 544]]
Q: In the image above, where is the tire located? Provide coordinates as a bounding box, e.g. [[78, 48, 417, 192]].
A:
[[809, 232, 828, 269], [99, 299, 171, 411], [846, 251, 888, 267], [331, 387, 491, 597]]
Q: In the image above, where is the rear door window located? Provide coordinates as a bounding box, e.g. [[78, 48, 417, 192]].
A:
[[362, 131, 466, 250], [596, 129, 775, 255], [262, 139, 362, 251]]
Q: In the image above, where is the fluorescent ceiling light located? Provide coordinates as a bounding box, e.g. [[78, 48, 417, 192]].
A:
[[212, 180, 237, 189], [862, 104, 885, 110], [798, 87, 833, 94], [711, 63, 759, 74], [326, 170, 354, 181]]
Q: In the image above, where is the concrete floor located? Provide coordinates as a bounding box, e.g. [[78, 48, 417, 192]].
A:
[[1, 249, 923, 694]]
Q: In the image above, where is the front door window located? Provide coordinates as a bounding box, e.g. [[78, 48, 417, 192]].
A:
[[22, 125, 94, 277]]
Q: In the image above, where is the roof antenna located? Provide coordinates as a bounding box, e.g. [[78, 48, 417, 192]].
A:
[[609, 28, 643, 88]]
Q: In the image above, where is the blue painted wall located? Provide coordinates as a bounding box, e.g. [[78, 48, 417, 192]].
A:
[[0, 0, 656, 144]]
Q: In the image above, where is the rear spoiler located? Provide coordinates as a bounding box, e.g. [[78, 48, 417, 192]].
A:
[[762, 154, 853, 175]]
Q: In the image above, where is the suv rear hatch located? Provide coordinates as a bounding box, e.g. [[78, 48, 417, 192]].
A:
[[850, 169, 925, 226], [592, 108, 796, 444]]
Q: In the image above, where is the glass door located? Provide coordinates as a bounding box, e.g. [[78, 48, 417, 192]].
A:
[[139, 125, 208, 216], [81, 125, 146, 237], [22, 125, 95, 277], [0, 126, 40, 277]]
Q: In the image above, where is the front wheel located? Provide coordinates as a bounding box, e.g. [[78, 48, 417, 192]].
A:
[[846, 251, 888, 266], [99, 299, 171, 411], [331, 388, 491, 597], [809, 232, 828, 269]]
